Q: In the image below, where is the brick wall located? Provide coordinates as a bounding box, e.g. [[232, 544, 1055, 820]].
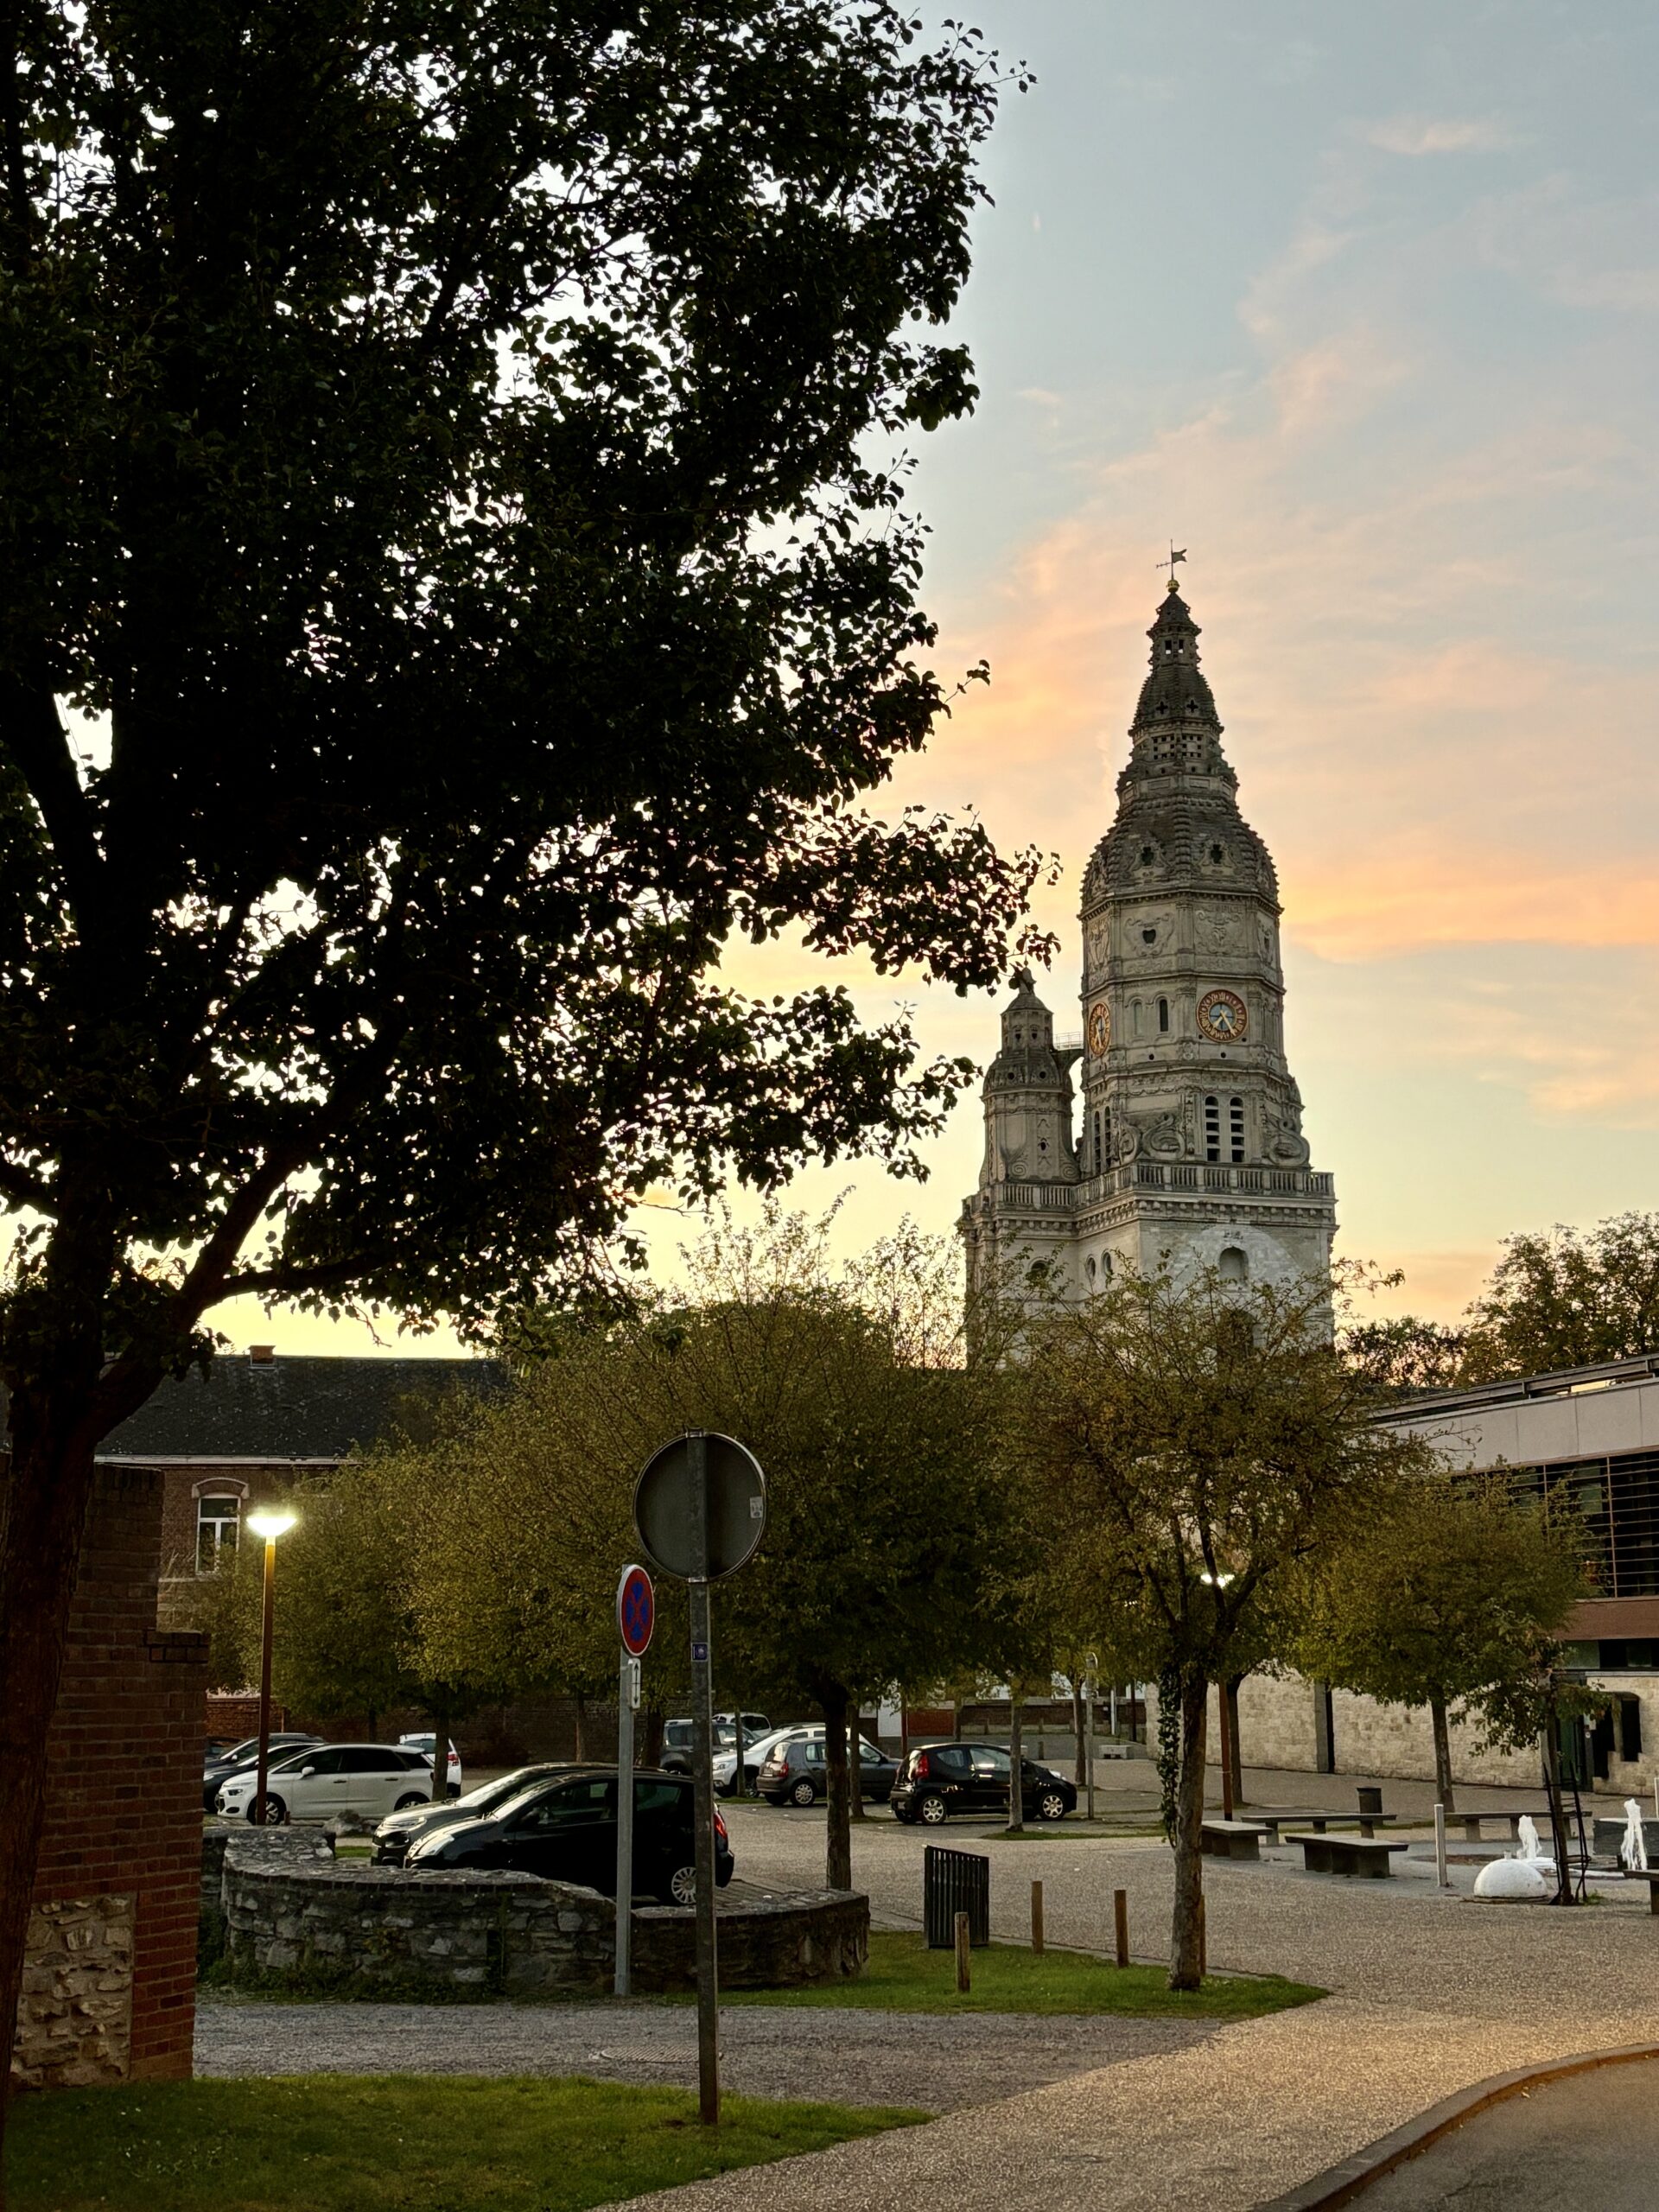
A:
[[12, 1467, 209, 2091]]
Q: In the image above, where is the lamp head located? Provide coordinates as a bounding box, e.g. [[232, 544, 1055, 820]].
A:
[[245, 1509, 296, 1542]]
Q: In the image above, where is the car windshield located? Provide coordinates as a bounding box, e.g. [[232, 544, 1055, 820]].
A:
[[452, 1768, 559, 1814]]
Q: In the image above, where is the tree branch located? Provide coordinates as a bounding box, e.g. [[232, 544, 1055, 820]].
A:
[[0, 682, 104, 927]]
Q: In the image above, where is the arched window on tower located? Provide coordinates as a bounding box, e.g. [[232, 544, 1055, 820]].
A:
[[1091, 1110, 1102, 1173], [1157, 996, 1170, 1034], [1218, 1246, 1249, 1283], [1102, 1105, 1112, 1165], [1229, 1096, 1245, 1164], [1204, 1096, 1220, 1161]]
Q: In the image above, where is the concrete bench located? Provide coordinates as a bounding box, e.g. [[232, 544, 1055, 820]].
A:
[[1293, 1834, 1410, 1878], [1200, 1820, 1266, 1862], [1637, 1874, 1659, 1916], [1251, 1810, 1399, 1843], [1457, 1811, 1527, 1844]]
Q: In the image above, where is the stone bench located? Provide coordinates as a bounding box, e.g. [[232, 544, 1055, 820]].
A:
[[1292, 1834, 1409, 1879], [1456, 1811, 1528, 1844], [1250, 1810, 1399, 1842], [1200, 1820, 1265, 1862]]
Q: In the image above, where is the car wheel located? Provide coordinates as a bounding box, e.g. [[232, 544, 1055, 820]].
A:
[[917, 1793, 948, 1826], [251, 1795, 288, 1826], [394, 1793, 427, 1811], [665, 1864, 697, 1906], [789, 1777, 817, 1808], [1036, 1789, 1068, 1823]]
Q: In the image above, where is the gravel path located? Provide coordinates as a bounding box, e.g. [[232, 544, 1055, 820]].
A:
[[195, 1994, 1214, 2113]]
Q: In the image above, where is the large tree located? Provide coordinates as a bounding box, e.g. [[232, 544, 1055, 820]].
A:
[[1295, 1473, 1589, 1813], [0, 0, 1038, 2133], [1021, 1267, 1427, 1990]]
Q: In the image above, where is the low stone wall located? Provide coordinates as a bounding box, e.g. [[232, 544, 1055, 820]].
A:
[[211, 1831, 868, 1999], [13, 1895, 134, 2090]]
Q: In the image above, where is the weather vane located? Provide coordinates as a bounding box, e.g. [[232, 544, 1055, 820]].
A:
[[1156, 543, 1187, 591]]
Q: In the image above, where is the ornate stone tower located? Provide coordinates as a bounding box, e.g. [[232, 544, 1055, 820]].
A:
[[962, 570, 1336, 1297]]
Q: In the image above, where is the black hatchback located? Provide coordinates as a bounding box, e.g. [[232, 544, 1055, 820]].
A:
[[404, 1766, 734, 1904], [889, 1742, 1076, 1825]]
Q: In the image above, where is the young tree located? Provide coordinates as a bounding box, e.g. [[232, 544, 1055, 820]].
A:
[[1340, 1314, 1471, 1401], [1020, 1267, 1427, 1991], [0, 1, 1040, 2113], [1294, 1474, 1590, 1814]]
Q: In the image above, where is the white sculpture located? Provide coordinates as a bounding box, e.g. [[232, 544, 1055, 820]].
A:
[[1474, 1855, 1549, 1901], [1620, 1798, 1649, 1874], [1516, 1814, 1544, 1860]]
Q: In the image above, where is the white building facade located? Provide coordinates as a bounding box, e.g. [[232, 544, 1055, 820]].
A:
[[961, 575, 1336, 1296]]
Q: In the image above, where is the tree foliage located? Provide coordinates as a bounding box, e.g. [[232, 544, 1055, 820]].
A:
[[1294, 1474, 1589, 1810], [1461, 1215, 1659, 1381], [409, 1205, 1034, 1888], [1020, 1266, 1430, 1988]]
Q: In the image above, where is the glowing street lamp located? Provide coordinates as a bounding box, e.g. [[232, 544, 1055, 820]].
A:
[[246, 1509, 297, 1827]]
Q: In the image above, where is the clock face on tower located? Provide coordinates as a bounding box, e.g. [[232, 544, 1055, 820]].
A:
[[1087, 1001, 1111, 1056], [1198, 988, 1248, 1043]]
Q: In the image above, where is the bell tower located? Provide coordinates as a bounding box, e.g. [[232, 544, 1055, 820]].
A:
[[962, 566, 1336, 1298]]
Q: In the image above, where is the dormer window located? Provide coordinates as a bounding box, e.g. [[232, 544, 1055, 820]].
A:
[[1139, 845, 1155, 866], [1209, 842, 1224, 864]]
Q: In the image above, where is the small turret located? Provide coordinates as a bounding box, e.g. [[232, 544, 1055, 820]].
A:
[[979, 969, 1079, 1187]]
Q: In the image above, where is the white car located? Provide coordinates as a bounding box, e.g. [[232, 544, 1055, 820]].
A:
[[713, 1725, 816, 1796], [397, 1732, 464, 1794], [216, 1742, 442, 1825]]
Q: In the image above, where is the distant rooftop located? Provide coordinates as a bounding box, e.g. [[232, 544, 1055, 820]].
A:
[[98, 1353, 509, 1463]]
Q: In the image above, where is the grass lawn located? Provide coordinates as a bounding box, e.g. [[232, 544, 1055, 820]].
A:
[[4, 2075, 925, 2212], [712, 1930, 1324, 2019]]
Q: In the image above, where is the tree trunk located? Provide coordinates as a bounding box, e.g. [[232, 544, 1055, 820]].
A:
[[1428, 1693, 1456, 1815], [1541, 1712, 1574, 1907], [1168, 1669, 1210, 1991], [1006, 1688, 1025, 1834], [642, 1706, 666, 1769], [821, 1688, 853, 1891], [573, 1691, 586, 1761], [1226, 1675, 1245, 1808], [1071, 1677, 1087, 1789], [0, 1414, 104, 2179], [429, 1695, 451, 1802], [849, 1707, 866, 1822]]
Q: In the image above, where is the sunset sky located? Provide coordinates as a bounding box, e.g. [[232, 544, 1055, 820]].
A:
[[238, 0, 1659, 1355]]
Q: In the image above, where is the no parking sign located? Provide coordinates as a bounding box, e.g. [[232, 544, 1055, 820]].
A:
[[617, 1563, 654, 1657]]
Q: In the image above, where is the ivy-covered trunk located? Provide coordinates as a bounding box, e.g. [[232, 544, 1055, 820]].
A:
[[1006, 1688, 1025, 1834], [1169, 1669, 1210, 1991], [1428, 1692, 1456, 1815], [1071, 1676, 1087, 1789]]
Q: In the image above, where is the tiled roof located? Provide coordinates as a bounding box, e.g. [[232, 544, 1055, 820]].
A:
[[98, 1355, 509, 1463]]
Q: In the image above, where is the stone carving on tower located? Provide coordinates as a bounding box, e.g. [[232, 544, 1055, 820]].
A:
[[960, 564, 1337, 1297]]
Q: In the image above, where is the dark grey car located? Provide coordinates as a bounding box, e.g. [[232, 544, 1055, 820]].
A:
[[372, 1763, 572, 1864]]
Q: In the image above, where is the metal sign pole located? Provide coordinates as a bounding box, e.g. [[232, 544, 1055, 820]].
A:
[[615, 1649, 637, 1996], [688, 1433, 720, 2126]]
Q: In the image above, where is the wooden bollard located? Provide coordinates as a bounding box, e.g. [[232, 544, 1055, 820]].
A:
[[1113, 1886, 1129, 1968], [1031, 1878, 1045, 1955], [954, 1909, 971, 1993]]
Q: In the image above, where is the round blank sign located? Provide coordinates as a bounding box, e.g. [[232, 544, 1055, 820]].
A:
[[632, 1431, 767, 1582]]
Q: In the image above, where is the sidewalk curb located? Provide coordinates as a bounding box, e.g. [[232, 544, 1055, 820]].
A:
[[1252, 2042, 1659, 2210]]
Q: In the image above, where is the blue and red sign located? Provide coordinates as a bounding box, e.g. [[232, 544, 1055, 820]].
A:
[[617, 1563, 655, 1657]]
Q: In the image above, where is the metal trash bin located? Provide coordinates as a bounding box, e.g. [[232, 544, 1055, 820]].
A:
[[924, 1845, 989, 1948], [1356, 1786, 1383, 1818]]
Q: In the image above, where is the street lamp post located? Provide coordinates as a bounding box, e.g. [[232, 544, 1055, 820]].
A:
[[245, 1509, 296, 1826]]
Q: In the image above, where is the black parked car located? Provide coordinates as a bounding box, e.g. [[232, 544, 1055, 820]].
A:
[[889, 1742, 1075, 1825], [202, 1732, 322, 1813], [756, 1736, 898, 1807], [372, 1763, 574, 1864], [405, 1766, 734, 1904]]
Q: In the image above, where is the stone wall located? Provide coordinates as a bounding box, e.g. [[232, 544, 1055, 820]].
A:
[[12, 1897, 134, 2090], [211, 1830, 869, 1998]]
